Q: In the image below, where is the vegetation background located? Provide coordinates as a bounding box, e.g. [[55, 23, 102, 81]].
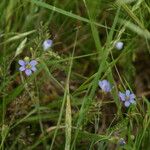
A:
[[0, 0, 150, 149]]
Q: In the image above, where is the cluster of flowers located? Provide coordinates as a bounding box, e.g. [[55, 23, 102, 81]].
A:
[[98, 80, 136, 107], [19, 39, 131, 107], [18, 40, 127, 146], [18, 39, 53, 76]]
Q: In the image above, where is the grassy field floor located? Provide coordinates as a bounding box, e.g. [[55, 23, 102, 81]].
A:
[[0, 0, 150, 149]]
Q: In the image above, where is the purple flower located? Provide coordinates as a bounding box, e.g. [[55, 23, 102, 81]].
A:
[[119, 90, 135, 107], [115, 41, 124, 50], [18, 57, 38, 76], [43, 39, 53, 50], [98, 80, 111, 92]]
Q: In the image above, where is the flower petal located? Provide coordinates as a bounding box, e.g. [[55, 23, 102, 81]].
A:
[[115, 41, 124, 50], [31, 66, 36, 72], [105, 86, 111, 92], [18, 60, 25, 66], [25, 69, 32, 76], [119, 92, 126, 101], [30, 60, 37, 66], [98, 81, 103, 88], [98, 80, 111, 92], [124, 101, 130, 107], [19, 66, 25, 71], [130, 94, 135, 99], [129, 99, 135, 104], [126, 90, 130, 96], [43, 39, 53, 50]]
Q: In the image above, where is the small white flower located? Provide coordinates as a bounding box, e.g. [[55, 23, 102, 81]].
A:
[[43, 39, 53, 50], [115, 41, 124, 50]]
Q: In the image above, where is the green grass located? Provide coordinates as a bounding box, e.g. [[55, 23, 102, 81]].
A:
[[0, 0, 150, 149]]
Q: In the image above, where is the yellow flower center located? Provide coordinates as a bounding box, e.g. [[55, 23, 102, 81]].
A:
[[26, 64, 32, 69], [126, 96, 130, 101]]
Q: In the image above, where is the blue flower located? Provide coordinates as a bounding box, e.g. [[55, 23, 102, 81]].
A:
[[43, 39, 53, 50], [98, 80, 111, 92], [118, 138, 126, 146], [115, 41, 124, 50], [18, 57, 38, 76], [119, 90, 135, 107]]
